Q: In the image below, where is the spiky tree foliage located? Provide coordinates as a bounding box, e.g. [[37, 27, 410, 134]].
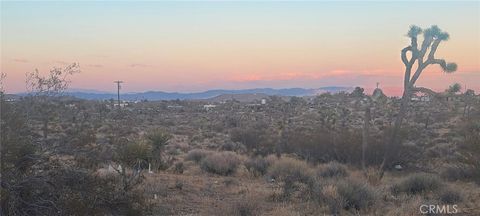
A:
[[447, 83, 462, 94], [380, 25, 457, 176], [145, 129, 171, 170]]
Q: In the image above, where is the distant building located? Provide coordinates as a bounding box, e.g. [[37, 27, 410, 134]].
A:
[[65, 104, 77, 108], [167, 105, 184, 109], [113, 102, 129, 108], [261, 99, 267, 105], [203, 104, 216, 111]]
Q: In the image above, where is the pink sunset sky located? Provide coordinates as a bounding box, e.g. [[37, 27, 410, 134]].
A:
[[1, 1, 479, 95]]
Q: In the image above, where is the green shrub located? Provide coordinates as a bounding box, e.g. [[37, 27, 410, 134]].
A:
[[392, 173, 442, 195], [318, 184, 345, 215], [336, 179, 375, 211], [268, 157, 312, 183], [244, 157, 271, 176], [268, 157, 313, 199], [185, 149, 212, 163], [318, 161, 348, 178], [438, 188, 463, 204], [173, 162, 184, 174], [441, 165, 473, 181], [200, 151, 241, 175]]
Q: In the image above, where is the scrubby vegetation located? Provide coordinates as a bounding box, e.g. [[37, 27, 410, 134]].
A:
[[1, 25, 480, 215], [391, 173, 443, 195], [200, 151, 241, 175]]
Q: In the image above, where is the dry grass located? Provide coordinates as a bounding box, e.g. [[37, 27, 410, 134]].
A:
[[137, 153, 480, 216]]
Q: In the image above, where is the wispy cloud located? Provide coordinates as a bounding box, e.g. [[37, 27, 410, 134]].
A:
[[87, 64, 103, 68], [12, 58, 29, 63], [129, 63, 153, 68]]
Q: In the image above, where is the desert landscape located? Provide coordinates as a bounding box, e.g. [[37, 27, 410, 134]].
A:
[[2, 66, 480, 215], [1, 1, 479, 216]]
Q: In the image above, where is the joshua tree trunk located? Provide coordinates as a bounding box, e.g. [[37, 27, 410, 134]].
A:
[[379, 90, 411, 177]]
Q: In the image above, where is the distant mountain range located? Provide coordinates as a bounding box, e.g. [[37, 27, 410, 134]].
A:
[[17, 87, 353, 101]]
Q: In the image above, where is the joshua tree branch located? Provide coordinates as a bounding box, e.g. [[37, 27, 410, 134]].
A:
[[428, 39, 441, 61], [401, 46, 412, 66], [419, 36, 433, 57]]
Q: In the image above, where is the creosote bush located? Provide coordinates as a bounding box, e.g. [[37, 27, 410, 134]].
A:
[[244, 156, 271, 176], [391, 173, 443, 195], [441, 165, 473, 182], [268, 157, 314, 199], [268, 157, 312, 183], [438, 187, 463, 204], [310, 179, 375, 213], [336, 179, 376, 211], [318, 161, 348, 178], [185, 149, 212, 163], [200, 151, 241, 175]]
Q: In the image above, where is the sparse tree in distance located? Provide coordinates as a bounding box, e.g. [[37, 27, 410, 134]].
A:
[[380, 25, 457, 177], [25, 63, 80, 140], [447, 83, 462, 95]]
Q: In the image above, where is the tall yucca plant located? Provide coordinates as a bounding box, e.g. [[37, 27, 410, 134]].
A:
[[379, 25, 457, 177]]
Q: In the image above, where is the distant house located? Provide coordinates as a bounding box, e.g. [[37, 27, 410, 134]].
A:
[[167, 105, 184, 109], [203, 104, 216, 111], [113, 102, 129, 108], [65, 103, 77, 108]]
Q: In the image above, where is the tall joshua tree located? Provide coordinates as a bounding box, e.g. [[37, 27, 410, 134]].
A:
[[379, 25, 457, 176]]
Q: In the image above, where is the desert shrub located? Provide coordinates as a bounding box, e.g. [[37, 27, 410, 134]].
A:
[[223, 178, 238, 187], [268, 157, 312, 183], [438, 188, 463, 204], [200, 151, 241, 175], [392, 173, 443, 195], [268, 157, 313, 199], [221, 141, 246, 152], [185, 149, 212, 163], [457, 120, 480, 185], [320, 184, 345, 215], [336, 179, 376, 211], [441, 165, 473, 181], [229, 124, 276, 155], [244, 156, 271, 176], [318, 161, 348, 178], [175, 180, 184, 190], [282, 127, 386, 166], [225, 198, 259, 216], [173, 162, 184, 174]]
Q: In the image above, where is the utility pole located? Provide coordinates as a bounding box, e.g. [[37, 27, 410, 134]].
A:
[[114, 80, 123, 107]]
